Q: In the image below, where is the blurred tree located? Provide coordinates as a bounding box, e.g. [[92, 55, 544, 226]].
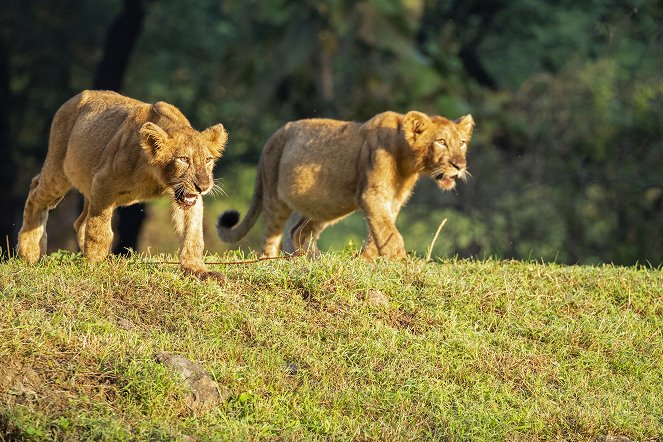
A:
[[91, 0, 151, 255], [2, 0, 661, 264], [416, 0, 500, 89], [0, 36, 16, 258]]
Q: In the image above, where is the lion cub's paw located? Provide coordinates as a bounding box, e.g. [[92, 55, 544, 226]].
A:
[[202, 271, 227, 283], [361, 246, 406, 261], [182, 267, 226, 284], [18, 247, 41, 264]]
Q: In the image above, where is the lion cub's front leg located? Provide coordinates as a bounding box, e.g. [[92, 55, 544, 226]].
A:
[[360, 197, 406, 260], [362, 233, 380, 259], [361, 221, 406, 259], [172, 199, 225, 282], [357, 150, 409, 260], [83, 200, 116, 262]]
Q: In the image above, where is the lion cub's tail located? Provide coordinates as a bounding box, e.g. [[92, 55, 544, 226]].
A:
[[217, 168, 263, 244]]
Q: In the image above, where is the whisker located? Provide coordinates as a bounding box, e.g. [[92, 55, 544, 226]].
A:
[[172, 183, 187, 200], [431, 167, 445, 178], [208, 183, 227, 199]]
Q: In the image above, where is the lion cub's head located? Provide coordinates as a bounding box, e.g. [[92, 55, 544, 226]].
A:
[[403, 111, 475, 191], [139, 121, 228, 208]]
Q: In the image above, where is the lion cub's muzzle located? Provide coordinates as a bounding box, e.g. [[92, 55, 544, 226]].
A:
[[434, 174, 457, 190], [174, 186, 204, 208], [174, 177, 213, 208], [433, 168, 466, 191], [175, 183, 212, 207], [433, 159, 468, 190]]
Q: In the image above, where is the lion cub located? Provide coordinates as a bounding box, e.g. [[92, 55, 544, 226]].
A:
[[217, 111, 474, 259], [18, 90, 228, 281]]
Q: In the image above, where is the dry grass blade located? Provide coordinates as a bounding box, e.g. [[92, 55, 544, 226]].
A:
[[426, 218, 447, 262], [157, 255, 294, 265]]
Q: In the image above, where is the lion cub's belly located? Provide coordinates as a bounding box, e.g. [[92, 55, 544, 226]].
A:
[[277, 162, 358, 221]]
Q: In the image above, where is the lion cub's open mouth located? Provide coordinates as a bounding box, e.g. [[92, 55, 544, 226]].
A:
[[434, 173, 456, 190], [176, 193, 198, 207]]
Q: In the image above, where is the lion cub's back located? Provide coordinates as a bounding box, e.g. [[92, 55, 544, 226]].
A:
[[72, 90, 148, 141]]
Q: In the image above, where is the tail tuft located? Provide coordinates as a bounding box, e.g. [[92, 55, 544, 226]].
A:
[[218, 210, 240, 229]]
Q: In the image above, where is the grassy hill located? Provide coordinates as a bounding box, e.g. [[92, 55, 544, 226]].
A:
[[1, 251, 661, 441]]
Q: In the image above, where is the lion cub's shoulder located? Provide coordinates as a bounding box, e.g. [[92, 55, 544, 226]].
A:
[[78, 89, 146, 110], [150, 101, 191, 127], [363, 111, 404, 128], [286, 117, 352, 130], [74, 90, 193, 133]]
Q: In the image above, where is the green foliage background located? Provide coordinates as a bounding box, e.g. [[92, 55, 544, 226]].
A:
[[3, 0, 662, 265]]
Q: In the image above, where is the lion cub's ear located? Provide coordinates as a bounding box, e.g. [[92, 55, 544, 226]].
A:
[[140, 122, 170, 162], [455, 114, 475, 141], [403, 111, 432, 146], [202, 124, 228, 158]]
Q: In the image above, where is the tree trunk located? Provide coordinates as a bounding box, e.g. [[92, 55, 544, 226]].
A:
[[92, 0, 150, 255], [0, 38, 18, 259], [416, 0, 498, 89]]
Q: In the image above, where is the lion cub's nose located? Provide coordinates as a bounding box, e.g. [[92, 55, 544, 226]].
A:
[[195, 182, 213, 195], [450, 160, 466, 172]]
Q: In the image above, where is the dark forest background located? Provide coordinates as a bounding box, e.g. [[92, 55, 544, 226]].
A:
[[1, 0, 661, 265]]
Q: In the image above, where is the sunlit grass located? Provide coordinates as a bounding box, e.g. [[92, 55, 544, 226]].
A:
[[1, 251, 662, 440]]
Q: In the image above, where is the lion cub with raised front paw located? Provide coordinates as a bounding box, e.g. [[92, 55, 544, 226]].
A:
[[217, 111, 474, 259], [18, 90, 228, 281]]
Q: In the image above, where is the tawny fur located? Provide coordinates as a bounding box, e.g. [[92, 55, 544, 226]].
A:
[[217, 111, 474, 259], [18, 90, 228, 280]]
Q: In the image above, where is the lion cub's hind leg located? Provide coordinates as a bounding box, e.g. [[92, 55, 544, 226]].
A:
[[74, 198, 89, 253], [288, 214, 327, 257], [18, 173, 72, 263], [261, 199, 292, 258]]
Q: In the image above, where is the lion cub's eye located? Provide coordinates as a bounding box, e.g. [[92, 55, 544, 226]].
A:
[[177, 156, 190, 165], [435, 139, 447, 149], [205, 157, 214, 164], [460, 140, 467, 152]]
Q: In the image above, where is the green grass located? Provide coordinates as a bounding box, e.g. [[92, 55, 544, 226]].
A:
[[1, 251, 662, 441]]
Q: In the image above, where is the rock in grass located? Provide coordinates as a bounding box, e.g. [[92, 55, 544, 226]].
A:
[[117, 317, 136, 330], [285, 362, 299, 376], [155, 352, 225, 411], [0, 361, 42, 405], [366, 288, 389, 306]]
